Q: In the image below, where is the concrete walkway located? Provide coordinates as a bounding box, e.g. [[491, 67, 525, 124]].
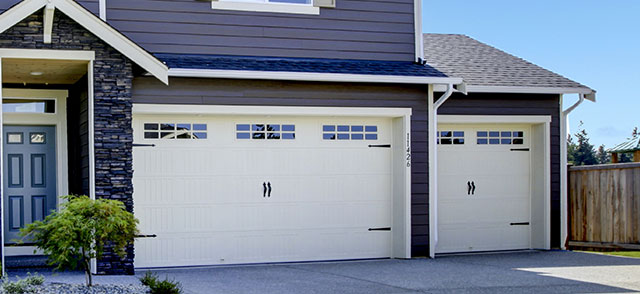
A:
[[7, 251, 640, 293]]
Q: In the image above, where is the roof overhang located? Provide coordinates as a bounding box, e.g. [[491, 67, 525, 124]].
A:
[[168, 68, 464, 85], [0, 0, 168, 84], [434, 84, 596, 102]]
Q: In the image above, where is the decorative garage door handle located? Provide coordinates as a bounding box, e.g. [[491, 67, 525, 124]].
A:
[[263, 182, 267, 197], [468, 181, 472, 195], [267, 182, 272, 197], [467, 181, 476, 195]]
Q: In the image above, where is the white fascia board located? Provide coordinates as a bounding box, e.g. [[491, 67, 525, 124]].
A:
[[168, 68, 463, 85], [133, 104, 412, 117], [53, 0, 169, 84], [433, 84, 596, 101], [437, 115, 552, 124], [0, 48, 95, 60], [0, 0, 48, 34]]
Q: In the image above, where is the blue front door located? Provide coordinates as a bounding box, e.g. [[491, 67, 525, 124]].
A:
[[3, 125, 57, 244]]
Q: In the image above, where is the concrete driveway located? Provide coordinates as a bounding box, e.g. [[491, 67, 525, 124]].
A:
[[8, 251, 640, 293]]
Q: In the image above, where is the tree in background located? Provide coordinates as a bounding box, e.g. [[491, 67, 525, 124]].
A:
[[596, 144, 610, 164], [568, 127, 598, 166]]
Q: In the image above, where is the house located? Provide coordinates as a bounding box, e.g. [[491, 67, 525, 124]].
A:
[[0, 0, 593, 275]]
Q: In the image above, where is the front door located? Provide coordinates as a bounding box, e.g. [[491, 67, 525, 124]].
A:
[[3, 125, 57, 244]]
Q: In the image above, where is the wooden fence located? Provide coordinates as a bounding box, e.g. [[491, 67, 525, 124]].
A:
[[568, 162, 640, 250]]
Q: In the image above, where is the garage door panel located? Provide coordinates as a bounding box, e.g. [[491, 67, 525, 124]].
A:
[[437, 123, 531, 254], [133, 114, 393, 268]]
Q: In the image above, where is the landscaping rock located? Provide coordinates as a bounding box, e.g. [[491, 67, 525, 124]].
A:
[[24, 283, 149, 294]]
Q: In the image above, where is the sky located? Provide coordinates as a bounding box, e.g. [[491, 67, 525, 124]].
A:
[[424, 0, 640, 149]]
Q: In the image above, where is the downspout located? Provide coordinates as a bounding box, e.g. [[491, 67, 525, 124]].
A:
[[428, 83, 455, 258], [99, 0, 106, 21], [559, 93, 585, 250]]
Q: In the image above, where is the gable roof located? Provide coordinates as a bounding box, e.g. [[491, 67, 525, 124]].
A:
[[423, 33, 595, 100], [0, 0, 168, 84]]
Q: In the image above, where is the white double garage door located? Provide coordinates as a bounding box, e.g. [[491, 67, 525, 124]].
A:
[[132, 109, 543, 268], [132, 112, 397, 268]]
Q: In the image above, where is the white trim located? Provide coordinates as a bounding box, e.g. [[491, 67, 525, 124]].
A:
[[0, 0, 168, 84], [392, 114, 412, 259], [413, 0, 423, 62], [168, 68, 464, 85], [437, 115, 551, 124], [99, 0, 106, 21], [427, 84, 437, 258], [133, 104, 412, 117], [4, 246, 43, 256], [88, 60, 97, 275], [43, 3, 55, 44], [211, 1, 320, 15], [0, 48, 95, 61]]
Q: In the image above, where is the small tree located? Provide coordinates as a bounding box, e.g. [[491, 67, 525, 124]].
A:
[[20, 195, 138, 287], [596, 144, 610, 164]]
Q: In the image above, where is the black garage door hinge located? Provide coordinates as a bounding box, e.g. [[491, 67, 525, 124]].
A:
[[133, 143, 156, 147], [510, 222, 530, 226], [368, 227, 392, 231], [510, 148, 530, 152], [368, 144, 391, 148], [135, 234, 158, 238]]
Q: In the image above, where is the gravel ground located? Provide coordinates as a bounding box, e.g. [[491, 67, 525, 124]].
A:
[[1, 283, 149, 294]]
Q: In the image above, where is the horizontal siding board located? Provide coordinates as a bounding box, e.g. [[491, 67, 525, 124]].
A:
[[102, 0, 415, 61]]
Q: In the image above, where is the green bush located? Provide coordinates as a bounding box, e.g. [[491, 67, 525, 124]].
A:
[[1, 273, 45, 294], [139, 271, 183, 294], [19, 195, 139, 287]]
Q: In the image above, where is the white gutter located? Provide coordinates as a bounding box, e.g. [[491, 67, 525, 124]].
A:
[[168, 68, 464, 85], [559, 93, 586, 249], [433, 84, 596, 101], [428, 83, 456, 258], [99, 0, 106, 21]]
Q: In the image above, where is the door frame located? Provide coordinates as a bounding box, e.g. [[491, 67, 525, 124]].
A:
[[432, 115, 552, 255], [1, 89, 69, 256], [132, 103, 414, 260]]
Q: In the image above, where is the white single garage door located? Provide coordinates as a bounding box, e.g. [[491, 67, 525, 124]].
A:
[[436, 123, 532, 254], [132, 113, 393, 268]]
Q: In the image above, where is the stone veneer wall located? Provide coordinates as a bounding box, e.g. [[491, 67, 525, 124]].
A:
[[0, 10, 135, 275]]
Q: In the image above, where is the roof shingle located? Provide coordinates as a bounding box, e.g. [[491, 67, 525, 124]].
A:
[[423, 33, 592, 90]]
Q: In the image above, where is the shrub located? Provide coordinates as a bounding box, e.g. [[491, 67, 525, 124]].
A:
[[19, 195, 139, 287], [1, 273, 45, 294], [139, 271, 183, 294]]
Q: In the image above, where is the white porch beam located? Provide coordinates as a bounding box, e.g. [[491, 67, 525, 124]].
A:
[[43, 3, 55, 44]]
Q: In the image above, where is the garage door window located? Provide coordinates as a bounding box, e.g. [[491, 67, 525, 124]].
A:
[[322, 125, 377, 140], [437, 131, 464, 145], [477, 131, 524, 145], [144, 123, 207, 139], [236, 124, 295, 140]]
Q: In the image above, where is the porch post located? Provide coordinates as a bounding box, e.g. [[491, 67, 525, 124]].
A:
[[0, 57, 4, 275]]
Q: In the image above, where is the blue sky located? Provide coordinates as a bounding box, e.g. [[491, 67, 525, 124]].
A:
[[424, 0, 640, 148]]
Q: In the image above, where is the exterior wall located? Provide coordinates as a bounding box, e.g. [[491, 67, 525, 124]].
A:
[[438, 92, 562, 248], [0, 10, 135, 274], [132, 76, 432, 256], [73, 0, 416, 61]]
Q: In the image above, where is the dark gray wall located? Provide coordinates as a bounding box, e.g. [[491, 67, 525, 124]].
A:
[[438, 92, 562, 248], [73, 0, 416, 61], [132, 77, 432, 256]]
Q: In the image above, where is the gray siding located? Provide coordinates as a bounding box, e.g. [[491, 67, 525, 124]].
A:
[[438, 92, 562, 248], [99, 0, 415, 61], [132, 77, 431, 256]]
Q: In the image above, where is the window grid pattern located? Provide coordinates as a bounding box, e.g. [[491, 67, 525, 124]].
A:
[[437, 131, 464, 145], [144, 123, 208, 140], [322, 125, 378, 140], [236, 124, 296, 140], [477, 131, 524, 145]]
